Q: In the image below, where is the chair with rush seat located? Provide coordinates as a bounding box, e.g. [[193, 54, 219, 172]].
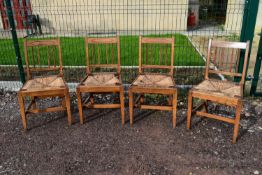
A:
[[76, 37, 125, 126], [18, 39, 72, 130], [128, 36, 177, 127], [187, 39, 250, 143]]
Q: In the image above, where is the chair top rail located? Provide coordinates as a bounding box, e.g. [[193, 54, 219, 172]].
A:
[[141, 37, 174, 44], [86, 37, 119, 44], [211, 40, 248, 49], [25, 39, 60, 47]]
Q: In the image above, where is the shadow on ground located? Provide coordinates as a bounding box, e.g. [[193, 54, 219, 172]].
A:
[[0, 92, 261, 174]]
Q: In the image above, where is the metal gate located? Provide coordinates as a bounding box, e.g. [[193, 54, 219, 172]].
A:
[[250, 31, 262, 96]]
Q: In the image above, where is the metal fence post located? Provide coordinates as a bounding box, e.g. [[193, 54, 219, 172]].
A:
[[5, 0, 26, 84], [237, 0, 259, 83], [250, 31, 262, 96]]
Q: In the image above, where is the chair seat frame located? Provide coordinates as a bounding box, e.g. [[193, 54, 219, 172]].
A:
[[187, 39, 250, 144], [76, 37, 125, 126], [128, 36, 177, 128], [18, 39, 72, 130]]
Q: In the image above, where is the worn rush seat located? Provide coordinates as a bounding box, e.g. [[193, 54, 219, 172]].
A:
[[187, 39, 250, 144], [22, 76, 66, 91], [83, 73, 120, 86], [192, 79, 241, 98], [133, 73, 174, 88], [76, 37, 125, 126], [18, 39, 72, 130], [129, 36, 177, 128]]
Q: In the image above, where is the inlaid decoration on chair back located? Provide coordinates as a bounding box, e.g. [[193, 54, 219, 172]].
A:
[[139, 36, 175, 76], [24, 39, 63, 80], [206, 39, 250, 85], [85, 37, 120, 75]]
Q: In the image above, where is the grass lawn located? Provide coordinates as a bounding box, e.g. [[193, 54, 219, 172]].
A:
[[0, 34, 204, 66]]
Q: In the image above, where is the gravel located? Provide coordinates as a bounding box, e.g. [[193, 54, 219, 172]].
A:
[[0, 90, 262, 174]]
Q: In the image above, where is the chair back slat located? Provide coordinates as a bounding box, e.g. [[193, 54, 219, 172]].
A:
[[111, 44, 115, 65], [37, 47, 41, 66], [97, 45, 101, 64], [52, 47, 56, 69], [47, 46, 50, 68], [150, 45, 153, 65], [205, 39, 250, 85], [105, 44, 109, 64], [31, 47, 35, 68], [165, 46, 168, 65], [139, 36, 175, 76], [236, 49, 241, 72], [229, 48, 235, 72], [159, 46, 162, 65], [24, 39, 63, 80], [219, 47, 225, 68], [85, 37, 120, 75], [213, 47, 217, 66], [145, 45, 149, 65]]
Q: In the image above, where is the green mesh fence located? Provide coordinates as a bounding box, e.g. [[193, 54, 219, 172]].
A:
[[0, 0, 246, 91]]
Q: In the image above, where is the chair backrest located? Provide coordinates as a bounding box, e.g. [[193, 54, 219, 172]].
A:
[[139, 36, 175, 76], [24, 39, 63, 80], [85, 37, 121, 75], [205, 39, 250, 85]]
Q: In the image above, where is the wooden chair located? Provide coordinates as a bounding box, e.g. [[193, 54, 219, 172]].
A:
[[18, 39, 72, 130], [187, 39, 250, 143], [128, 36, 177, 128], [76, 37, 125, 126]]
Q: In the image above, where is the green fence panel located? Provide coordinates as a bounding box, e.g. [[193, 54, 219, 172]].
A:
[[250, 31, 262, 96], [4, 0, 25, 83]]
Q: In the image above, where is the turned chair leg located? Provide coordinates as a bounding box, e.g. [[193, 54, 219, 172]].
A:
[[120, 87, 125, 127], [61, 97, 66, 107], [168, 95, 173, 106], [30, 96, 37, 109], [18, 93, 27, 130], [129, 90, 134, 127], [233, 101, 242, 144], [204, 100, 208, 112], [60, 96, 67, 116], [65, 92, 72, 125], [140, 94, 144, 104], [77, 89, 84, 124], [187, 91, 193, 129], [172, 92, 177, 128], [90, 93, 94, 104]]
